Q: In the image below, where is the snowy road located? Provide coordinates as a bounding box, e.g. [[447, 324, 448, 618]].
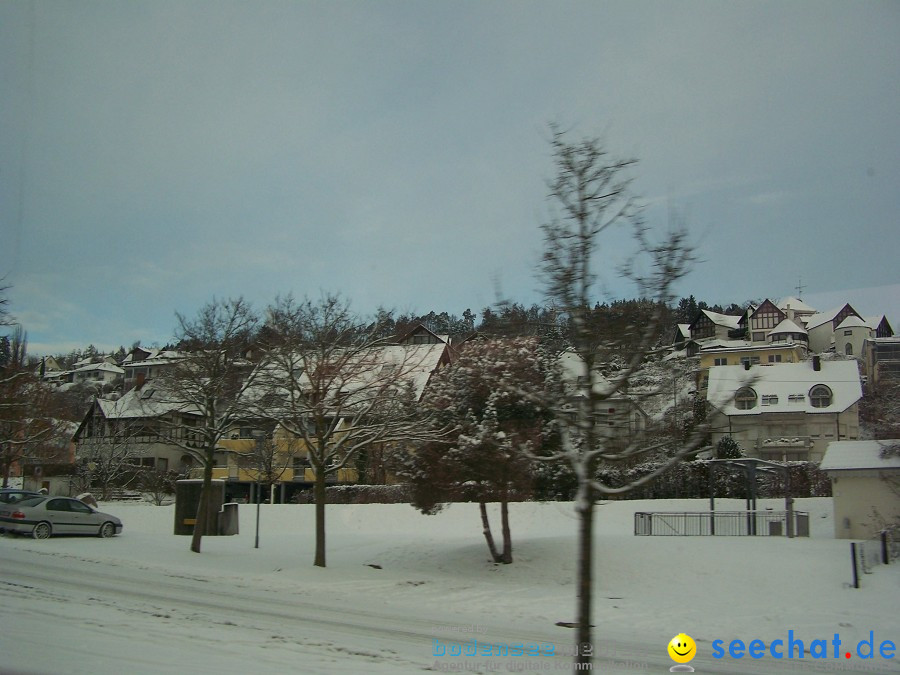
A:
[[0, 546, 743, 675]]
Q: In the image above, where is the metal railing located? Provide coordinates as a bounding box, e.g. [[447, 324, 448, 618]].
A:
[[634, 511, 809, 537], [850, 527, 898, 588]]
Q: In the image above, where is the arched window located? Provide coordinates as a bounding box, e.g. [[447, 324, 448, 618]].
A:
[[845, 343, 853, 356], [734, 387, 757, 410], [809, 385, 833, 408]]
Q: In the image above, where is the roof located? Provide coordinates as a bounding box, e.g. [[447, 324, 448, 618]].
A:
[[820, 440, 900, 471], [73, 362, 125, 375], [95, 385, 202, 420], [706, 360, 863, 415], [257, 342, 449, 405], [699, 339, 803, 355], [805, 304, 859, 331], [699, 310, 741, 330], [836, 315, 868, 330], [769, 318, 807, 335], [777, 296, 817, 314]]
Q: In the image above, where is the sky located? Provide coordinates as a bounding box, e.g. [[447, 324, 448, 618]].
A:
[[1, 1, 898, 356]]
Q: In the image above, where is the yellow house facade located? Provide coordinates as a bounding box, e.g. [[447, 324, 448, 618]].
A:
[[697, 341, 807, 391]]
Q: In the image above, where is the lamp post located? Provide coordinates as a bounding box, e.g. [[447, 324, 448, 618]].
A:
[[254, 435, 262, 549]]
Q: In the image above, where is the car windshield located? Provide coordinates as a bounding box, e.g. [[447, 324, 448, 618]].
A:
[[16, 497, 47, 508]]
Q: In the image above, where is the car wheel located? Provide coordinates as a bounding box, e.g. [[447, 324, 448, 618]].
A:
[[98, 522, 116, 538], [32, 522, 52, 539]]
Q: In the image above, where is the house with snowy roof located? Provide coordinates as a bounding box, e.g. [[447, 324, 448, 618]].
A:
[[696, 339, 807, 391], [71, 361, 125, 387], [557, 350, 648, 436], [804, 304, 865, 354], [688, 309, 742, 342], [706, 357, 863, 462], [121, 347, 186, 389], [776, 296, 817, 323], [74, 384, 205, 475], [820, 439, 900, 539]]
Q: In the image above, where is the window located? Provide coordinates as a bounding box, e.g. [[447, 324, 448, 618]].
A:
[[734, 387, 757, 410], [714, 357, 728, 366], [809, 385, 833, 408], [740, 356, 761, 367], [845, 343, 853, 356], [843, 330, 852, 336], [768, 354, 782, 363], [761, 394, 779, 406], [752, 332, 766, 342]]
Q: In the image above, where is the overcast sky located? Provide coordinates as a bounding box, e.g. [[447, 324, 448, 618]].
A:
[[2, 1, 898, 355]]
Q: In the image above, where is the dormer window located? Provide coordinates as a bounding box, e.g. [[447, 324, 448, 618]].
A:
[[809, 385, 833, 408], [734, 387, 757, 410]]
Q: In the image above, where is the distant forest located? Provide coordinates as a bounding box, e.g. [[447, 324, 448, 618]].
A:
[[35, 294, 753, 370]]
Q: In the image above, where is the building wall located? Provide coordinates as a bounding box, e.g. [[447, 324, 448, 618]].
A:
[[829, 470, 900, 539], [710, 404, 860, 463], [835, 325, 872, 359]]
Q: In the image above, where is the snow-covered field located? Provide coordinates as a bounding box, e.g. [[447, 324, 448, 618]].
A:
[[1, 498, 897, 674]]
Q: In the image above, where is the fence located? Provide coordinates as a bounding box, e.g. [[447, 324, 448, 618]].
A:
[[849, 527, 899, 588], [634, 511, 809, 537]]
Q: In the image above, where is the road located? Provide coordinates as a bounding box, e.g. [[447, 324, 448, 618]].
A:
[[1, 545, 895, 674]]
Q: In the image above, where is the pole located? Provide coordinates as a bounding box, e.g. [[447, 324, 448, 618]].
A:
[[255, 480, 261, 549]]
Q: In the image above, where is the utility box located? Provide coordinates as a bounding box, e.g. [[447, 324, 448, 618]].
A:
[[175, 479, 227, 536]]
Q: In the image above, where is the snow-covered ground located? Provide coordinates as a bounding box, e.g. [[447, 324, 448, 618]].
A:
[[1, 498, 897, 674]]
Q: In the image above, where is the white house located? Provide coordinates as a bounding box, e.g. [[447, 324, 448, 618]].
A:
[[820, 439, 900, 539], [706, 358, 863, 462]]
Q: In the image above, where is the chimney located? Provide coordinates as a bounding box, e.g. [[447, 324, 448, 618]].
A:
[[812, 355, 821, 371]]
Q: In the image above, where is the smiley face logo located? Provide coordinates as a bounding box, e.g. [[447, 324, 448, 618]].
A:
[[668, 633, 696, 664]]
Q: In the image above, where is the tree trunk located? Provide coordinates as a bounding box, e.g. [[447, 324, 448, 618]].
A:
[[575, 493, 594, 672], [500, 498, 512, 564], [190, 458, 213, 553], [313, 469, 327, 567], [479, 501, 502, 563]]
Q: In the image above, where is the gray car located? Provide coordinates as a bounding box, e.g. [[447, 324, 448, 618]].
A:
[[0, 489, 41, 504], [0, 496, 123, 539]]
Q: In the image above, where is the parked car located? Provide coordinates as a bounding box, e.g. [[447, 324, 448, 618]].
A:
[[0, 489, 41, 504], [0, 496, 123, 539]]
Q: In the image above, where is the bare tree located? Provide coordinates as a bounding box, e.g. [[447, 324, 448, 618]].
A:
[[235, 431, 296, 501], [257, 294, 445, 567], [535, 127, 702, 671], [0, 326, 71, 486], [156, 297, 259, 553], [74, 429, 147, 500]]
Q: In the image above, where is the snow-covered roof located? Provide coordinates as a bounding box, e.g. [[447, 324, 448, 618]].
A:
[[121, 349, 185, 366], [706, 360, 862, 415], [777, 296, 817, 314], [835, 315, 869, 330], [820, 440, 900, 471], [699, 339, 803, 354], [699, 310, 741, 330], [556, 350, 619, 397], [96, 385, 201, 419], [864, 315, 889, 330], [804, 305, 860, 331], [675, 324, 691, 339], [73, 362, 125, 375], [260, 342, 449, 405], [769, 318, 807, 336]]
